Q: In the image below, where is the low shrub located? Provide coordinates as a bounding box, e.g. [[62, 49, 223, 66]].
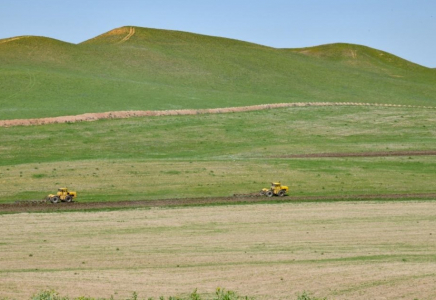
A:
[[296, 291, 327, 300]]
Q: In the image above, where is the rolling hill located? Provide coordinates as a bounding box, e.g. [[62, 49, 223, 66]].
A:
[[1, 26, 436, 300], [0, 26, 435, 120]]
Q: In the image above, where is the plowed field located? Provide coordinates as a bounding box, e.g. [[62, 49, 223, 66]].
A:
[[2, 193, 435, 214]]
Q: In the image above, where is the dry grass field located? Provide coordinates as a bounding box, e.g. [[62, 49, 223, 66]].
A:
[[1, 201, 436, 299]]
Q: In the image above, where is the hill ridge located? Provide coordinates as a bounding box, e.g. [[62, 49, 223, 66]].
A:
[[1, 25, 435, 120], [1, 26, 428, 68], [287, 42, 426, 70], [0, 36, 30, 44]]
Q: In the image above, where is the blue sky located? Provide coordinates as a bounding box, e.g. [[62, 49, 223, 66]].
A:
[[1, 0, 435, 67]]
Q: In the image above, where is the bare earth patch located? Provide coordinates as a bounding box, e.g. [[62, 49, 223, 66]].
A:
[[0, 201, 435, 299], [1, 102, 435, 127], [1, 193, 436, 213]]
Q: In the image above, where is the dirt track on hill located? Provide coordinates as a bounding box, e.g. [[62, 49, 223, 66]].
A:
[[1, 102, 435, 127], [1, 193, 435, 213]]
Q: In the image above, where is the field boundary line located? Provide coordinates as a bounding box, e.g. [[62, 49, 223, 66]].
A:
[[1, 102, 435, 127]]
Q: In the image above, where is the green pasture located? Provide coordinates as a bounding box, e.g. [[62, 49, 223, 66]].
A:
[[1, 27, 436, 120], [0, 105, 435, 203]]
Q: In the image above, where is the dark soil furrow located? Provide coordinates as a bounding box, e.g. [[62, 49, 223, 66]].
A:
[[1, 193, 435, 213]]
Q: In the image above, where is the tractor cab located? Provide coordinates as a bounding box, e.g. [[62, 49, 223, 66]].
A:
[[271, 182, 283, 194]]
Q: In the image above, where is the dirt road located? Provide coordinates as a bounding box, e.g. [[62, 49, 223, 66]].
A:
[[1, 102, 435, 127]]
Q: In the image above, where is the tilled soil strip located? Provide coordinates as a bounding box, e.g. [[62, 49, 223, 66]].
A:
[[278, 150, 436, 158], [1, 193, 435, 213], [1, 102, 435, 127]]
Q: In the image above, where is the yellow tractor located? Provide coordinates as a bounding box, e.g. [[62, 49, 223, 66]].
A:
[[47, 188, 77, 203], [260, 182, 289, 197]]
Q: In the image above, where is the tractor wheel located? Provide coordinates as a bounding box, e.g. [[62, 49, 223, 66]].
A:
[[278, 190, 286, 197], [65, 195, 73, 203], [259, 190, 265, 196], [51, 196, 60, 204], [266, 190, 274, 197]]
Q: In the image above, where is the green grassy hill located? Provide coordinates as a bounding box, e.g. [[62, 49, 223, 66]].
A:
[[1, 26, 435, 120]]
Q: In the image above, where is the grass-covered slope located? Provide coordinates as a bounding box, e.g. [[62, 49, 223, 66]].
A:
[[1, 105, 435, 203], [1, 26, 435, 120]]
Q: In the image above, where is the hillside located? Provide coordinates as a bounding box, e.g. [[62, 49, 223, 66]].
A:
[[1, 26, 436, 300], [0, 26, 435, 120]]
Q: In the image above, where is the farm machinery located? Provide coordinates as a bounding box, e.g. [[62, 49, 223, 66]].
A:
[[260, 182, 289, 197], [13, 187, 77, 205], [47, 188, 77, 203]]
